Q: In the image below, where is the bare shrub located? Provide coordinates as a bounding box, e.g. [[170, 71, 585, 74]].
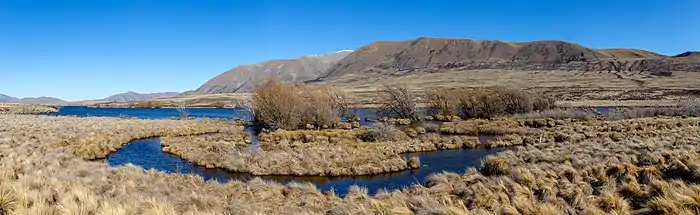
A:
[[368, 122, 405, 142], [428, 87, 557, 119], [175, 102, 189, 119], [252, 78, 303, 129], [297, 85, 339, 128], [327, 88, 356, 121], [425, 88, 458, 117], [495, 87, 533, 114], [251, 78, 348, 130], [470, 88, 505, 119], [377, 84, 420, 120], [532, 95, 557, 111]]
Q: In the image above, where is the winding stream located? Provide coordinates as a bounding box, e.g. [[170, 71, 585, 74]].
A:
[[106, 137, 503, 195]]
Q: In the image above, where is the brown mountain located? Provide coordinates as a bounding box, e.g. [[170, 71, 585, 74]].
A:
[[193, 50, 352, 94], [318, 37, 700, 81], [598, 49, 665, 59]]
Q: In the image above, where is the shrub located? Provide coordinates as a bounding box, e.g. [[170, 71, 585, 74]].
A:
[[377, 84, 420, 120], [425, 88, 458, 117], [367, 122, 406, 142], [472, 88, 506, 119], [251, 78, 349, 130], [532, 95, 557, 111], [495, 87, 533, 114], [131, 100, 164, 108], [429, 87, 556, 119]]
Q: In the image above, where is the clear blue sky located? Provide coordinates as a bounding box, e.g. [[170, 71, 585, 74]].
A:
[[1, 0, 698, 101]]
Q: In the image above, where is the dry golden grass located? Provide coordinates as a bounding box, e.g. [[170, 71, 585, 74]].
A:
[[1, 115, 232, 160], [3, 113, 700, 214], [0, 103, 58, 114]]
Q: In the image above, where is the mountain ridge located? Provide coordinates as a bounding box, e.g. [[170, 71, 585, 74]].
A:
[[319, 37, 700, 81], [0, 94, 66, 104], [104, 91, 182, 103], [192, 50, 353, 94]]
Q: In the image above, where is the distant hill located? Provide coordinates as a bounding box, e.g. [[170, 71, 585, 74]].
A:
[[674, 51, 700, 60], [104, 91, 181, 103], [0, 94, 66, 104], [0, 94, 17, 102], [192, 50, 352, 94], [317, 37, 700, 81]]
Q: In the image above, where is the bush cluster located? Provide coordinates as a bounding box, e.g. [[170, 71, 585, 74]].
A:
[[251, 78, 350, 130], [425, 87, 556, 119]]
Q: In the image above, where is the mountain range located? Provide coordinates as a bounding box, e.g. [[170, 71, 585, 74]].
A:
[[196, 37, 700, 94], [104, 91, 181, 103], [3, 37, 699, 104], [0, 91, 182, 104], [0, 94, 66, 104], [193, 50, 353, 94]]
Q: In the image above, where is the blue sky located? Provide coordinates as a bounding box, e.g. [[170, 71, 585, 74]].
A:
[[1, 0, 698, 101]]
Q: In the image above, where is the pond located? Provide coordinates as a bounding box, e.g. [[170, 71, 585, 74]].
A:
[[106, 137, 503, 195]]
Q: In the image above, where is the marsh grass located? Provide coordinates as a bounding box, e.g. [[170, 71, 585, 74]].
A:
[[2, 114, 700, 214], [0, 103, 58, 115]]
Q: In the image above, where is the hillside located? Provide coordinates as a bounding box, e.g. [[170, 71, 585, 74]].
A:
[[318, 37, 700, 81], [0, 94, 66, 104], [193, 50, 352, 94], [104, 91, 181, 103]]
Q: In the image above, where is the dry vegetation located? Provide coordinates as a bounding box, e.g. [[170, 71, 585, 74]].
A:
[[7, 115, 232, 160], [0, 103, 58, 114], [2, 109, 700, 214], [251, 78, 351, 130]]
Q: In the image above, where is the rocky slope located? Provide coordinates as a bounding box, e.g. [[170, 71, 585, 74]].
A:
[[104, 91, 181, 103], [318, 37, 700, 80], [193, 50, 353, 94]]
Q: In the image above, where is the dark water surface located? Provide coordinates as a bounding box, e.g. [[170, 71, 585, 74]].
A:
[[107, 138, 502, 195]]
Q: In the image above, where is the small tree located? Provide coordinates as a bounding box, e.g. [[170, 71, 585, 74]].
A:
[[377, 84, 420, 120]]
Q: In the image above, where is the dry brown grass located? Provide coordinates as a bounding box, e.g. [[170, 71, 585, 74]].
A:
[[2, 115, 232, 160], [0, 103, 58, 115], [3, 113, 700, 214]]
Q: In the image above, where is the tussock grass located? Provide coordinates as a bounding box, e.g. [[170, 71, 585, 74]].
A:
[[0, 103, 58, 115], [3, 114, 700, 214], [13, 115, 232, 160], [440, 119, 526, 135]]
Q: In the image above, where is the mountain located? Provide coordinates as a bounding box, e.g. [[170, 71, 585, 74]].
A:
[[0, 94, 65, 104], [192, 50, 353, 94], [0, 94, 18, 102], [674, 51, 700, 60], [16, 97, 66, 104], [104, 91, 181, 103], [318, 37, 700, 81]]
